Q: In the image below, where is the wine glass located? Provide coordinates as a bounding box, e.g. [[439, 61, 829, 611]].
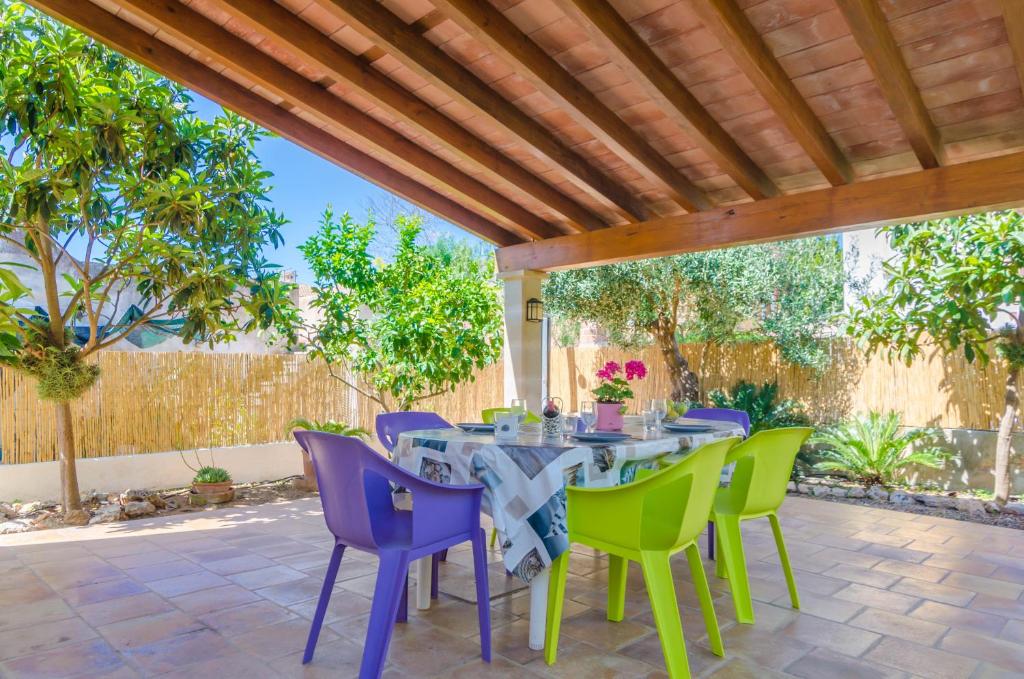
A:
[[649, 399, 668, 429], [579, 400, 597, 433], [510, 398, 527, 424]]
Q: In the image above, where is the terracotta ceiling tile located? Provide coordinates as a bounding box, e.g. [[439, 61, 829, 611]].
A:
[[888, 0, 1002, 46], [298, 3, 347, 36], [793, 59, 875, 99], [877, 0, 949, 20], [930, 89, 1023, 127], [503, 0, 564, 34], [745, 0, 835, 33], [920, 66, 1020, 109], [628, 2, 702, 44], [574, 62, 631, 92], [554, 42, 611, 77], [910, 44, 1015, 91], [761, 8, 849, 58], [529, 16, 590, 54], [489, 73, 537, 102], [611, 0, 678, 24], [900, 17, 1007, 69], [779, 35, 863, 79], [705, 92, 771, 122], [184, 0, 232, 26], [649, 27, 722, 67]]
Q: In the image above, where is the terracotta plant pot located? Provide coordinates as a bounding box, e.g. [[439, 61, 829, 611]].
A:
[[191, 481, 234, 505], [595, 402, 625, 431], [193, 481, 232, 495], [297, 450, 319, 492]]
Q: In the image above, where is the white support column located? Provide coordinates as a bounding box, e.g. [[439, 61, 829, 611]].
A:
[[499, 269, 547, 414]]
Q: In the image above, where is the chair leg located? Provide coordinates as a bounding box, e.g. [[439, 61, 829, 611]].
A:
[[769, 513, 800, 610], [470, 528, 492, 662], [430, 553, 440, 600], [713, 518, 727, 580], [639, 550, 691, 679], [438, 548, 448, 562], [397, 572, 408, 623], [359, 550, 411, 679], [303, 543, 345, 664], [607, 554, 628, 622], [544, 552, 570, 666], [717, 515, 754, 624], [684, 544, 723, 657], [707, 520, 715, 560]]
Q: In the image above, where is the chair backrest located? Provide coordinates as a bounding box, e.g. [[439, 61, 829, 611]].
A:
[[375, 411, 452, 453], [717, 427, 814, 516], [684, 407, 751, 437], [481, 407, 541, 424], [293, 430, 402, 551]]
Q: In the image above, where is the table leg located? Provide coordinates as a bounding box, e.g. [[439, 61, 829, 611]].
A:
[[416, 557, 432, 610], [528, 568, 550, 651], [707, 520, 715, 560]]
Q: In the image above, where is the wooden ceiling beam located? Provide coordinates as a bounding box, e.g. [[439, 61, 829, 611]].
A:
[[313, 0, 651, 222], [25, 0, 523, 247], [690, 0, 853, 186], [112, 0, 560, 241], [210, 0, 605, 233], [553, 0, 778, 200], [496, 151, 1024, 271], [1000, 0, 1024, 95], [429, 0, 711, 213], [836, 0, 944, 169]]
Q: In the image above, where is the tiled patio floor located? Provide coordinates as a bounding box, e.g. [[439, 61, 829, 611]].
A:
[[2, 496, 1023, 678]]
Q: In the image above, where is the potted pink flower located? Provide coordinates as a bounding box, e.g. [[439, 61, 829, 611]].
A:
[[592, 360, 647, 431]]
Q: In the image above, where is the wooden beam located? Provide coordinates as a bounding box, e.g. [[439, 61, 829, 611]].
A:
[[112, 0, 560, 241], [836, 0, 944, 169], [1001, 0, 1024, 95], [553, 0, 778, 200], [211, 0, 606, 233], [25, 0, 523, 247], [496, 151, 1024, 271], [429, 0, 711, 213], [690, 0, 853, 186], [314, 0, 651, 222]]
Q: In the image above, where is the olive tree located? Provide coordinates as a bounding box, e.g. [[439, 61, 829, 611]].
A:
[[0, 3, 297, 518], [846, 211, 1024, 504]]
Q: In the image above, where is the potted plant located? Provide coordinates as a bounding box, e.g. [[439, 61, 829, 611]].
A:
[[191, 466, 234, 505], [592, 360, 647, 431], [286, 419, 369, 491]]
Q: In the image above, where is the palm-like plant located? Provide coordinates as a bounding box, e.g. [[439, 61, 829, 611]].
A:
[[810, 411, 947, 486], [286, 418, 368, 438], [709, 380, 809, 434]]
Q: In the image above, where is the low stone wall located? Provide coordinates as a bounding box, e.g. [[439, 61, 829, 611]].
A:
[[904, 428, 1024, 494], [0, 442, 303, 503]]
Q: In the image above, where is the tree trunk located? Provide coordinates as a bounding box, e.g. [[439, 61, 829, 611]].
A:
[[55, 400, 82, 512], [994, 366, 1019, 505], [654, 327, 698, 402]]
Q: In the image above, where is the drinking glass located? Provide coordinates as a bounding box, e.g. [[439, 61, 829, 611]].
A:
[[510, 398, 527, 423], [579, 401, 597, 433], [562, 415, 579, 438], [642, 410, 658, 433], [649, 399, 668, 429]]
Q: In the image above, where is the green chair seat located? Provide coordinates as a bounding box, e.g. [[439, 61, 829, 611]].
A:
[[481, 407, 541, 424]]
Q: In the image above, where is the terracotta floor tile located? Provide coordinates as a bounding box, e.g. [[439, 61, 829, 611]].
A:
[[148, 570, 229, 597], [939, 628, 1024, 674], [784, 647, 910, 679], [872, 557, 949, 583], [122, 628, 234, 675], [170, 584, 261, 615], [266, 637, 364, 679], [0, 596, 76, 632], [891, 576, 976, 607], [230, 617, 340, 661], [821, 563, 901, 589], [833, 582, 921, 614], [197, 600, 296, 636], [559, 607, 653, 651], [911, 599, 1008, 635], [865, 637, 978, 679], [227, 565, 306, 589], [849, 606, 948, 645], [99, 609, 206, 650], [0, 617, 98, 661], [536, 638, 667, 678], [714, 622, 812, 670], [0, 638, 123, 679], [287, 588, 374, 625], [781, 613, 880, 656], [204, 554, 279, 575], [76, 591, 174, 626], [775, 590, 862, 622], [942, 571, 1024, 600], [123, 558, 204, 582]]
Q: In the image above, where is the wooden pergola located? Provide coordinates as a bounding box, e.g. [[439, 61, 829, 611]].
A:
[[30, 0, 1024, 272]]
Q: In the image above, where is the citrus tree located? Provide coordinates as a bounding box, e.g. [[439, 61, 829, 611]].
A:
[[300, 208, 503, 412], [0, 2, 297, 519], [846, 211, 1024, 504], [542, 237, 845, 401]]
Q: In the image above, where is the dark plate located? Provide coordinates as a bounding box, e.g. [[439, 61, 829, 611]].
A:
[[457, 423, 495, 433], [570, 432, 631, 443], [663, 423, 714, 433]]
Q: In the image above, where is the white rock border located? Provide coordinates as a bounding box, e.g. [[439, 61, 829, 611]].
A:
[[787, 477, 1024, 516]]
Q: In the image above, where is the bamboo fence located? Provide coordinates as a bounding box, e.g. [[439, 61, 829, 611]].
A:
[[0, 338, 1010, 464]]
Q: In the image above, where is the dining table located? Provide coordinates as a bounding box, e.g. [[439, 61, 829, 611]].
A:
[[392, 416, 745, 650]]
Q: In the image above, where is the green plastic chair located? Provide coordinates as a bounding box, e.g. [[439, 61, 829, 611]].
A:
[[546, 437, 741, 678], [481, 407, 541, 424], [710, 427, 813, 625]]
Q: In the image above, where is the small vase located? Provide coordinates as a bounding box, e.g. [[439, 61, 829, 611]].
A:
[[595, 402, 625, 431]]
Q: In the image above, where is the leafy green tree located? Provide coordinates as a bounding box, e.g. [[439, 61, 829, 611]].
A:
[[810, 411, 947, 487], [300, 208, 503, 412], [542, 237, 844, 401], [708, 380, 809, 434], [0, 3, 297, 518], [846, 212, 1024, 503]]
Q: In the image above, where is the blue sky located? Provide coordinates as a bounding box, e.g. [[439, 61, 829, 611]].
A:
[[188, 93, 486, 282]]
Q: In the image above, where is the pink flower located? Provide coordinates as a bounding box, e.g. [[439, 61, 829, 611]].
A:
[[625, 360, 647, 381], [596, 361, 620, 381]]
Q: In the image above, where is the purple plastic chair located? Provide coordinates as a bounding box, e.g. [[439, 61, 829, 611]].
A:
[[684, 408, 750, 559], [294, 431, 490, 678], [685, 407, 751, 436], [376, 411, 454, 597]]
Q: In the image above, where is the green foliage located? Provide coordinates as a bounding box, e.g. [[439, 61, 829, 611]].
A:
[[542, 237, 844, 369], [708, 380, 809, 434], [300, 209, 503, 412], [846, 212, 1024, 368], [286, 418, 368, 438], [14, 331, 98, 401], [192, 466, 231, 484], [810, 411, 947, 486], [0, 1, 299, 365]]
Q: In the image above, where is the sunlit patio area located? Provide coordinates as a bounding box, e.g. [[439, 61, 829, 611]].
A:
[[3, 496, 1023, 678]]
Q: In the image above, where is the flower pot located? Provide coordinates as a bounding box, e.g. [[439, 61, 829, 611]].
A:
[[296, 450, 319, 492], [191, 481, 234, 505], [595, 402, 625, 431]]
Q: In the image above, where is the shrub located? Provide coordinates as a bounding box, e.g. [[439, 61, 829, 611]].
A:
[[286, 418, 368, 438], [193, 466, 231, 485], [708, 380, 809, 434], [809, 411, 947, 486]]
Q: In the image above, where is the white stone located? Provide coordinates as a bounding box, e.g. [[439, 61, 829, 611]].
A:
[[89, 505, 124, 524], [31, 512, 63, 529], [812, 485, 832, 497], [846, 486, 866, 499], [17, 501, 43, 516], [1002, 502, 1024, 516], [787, 481, 797, 492], [123, 500, 156, 518], [889, 490, 915, 505], [867, 486, 890, 502], [921, 494, 957, 509], [0, 502, 15, 519], [797, 484, 812, 494], [119, 489, 151, 504], [0, 519, 31, 534], [956, 497, 987, 515], [830, 487, 848, 498]]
